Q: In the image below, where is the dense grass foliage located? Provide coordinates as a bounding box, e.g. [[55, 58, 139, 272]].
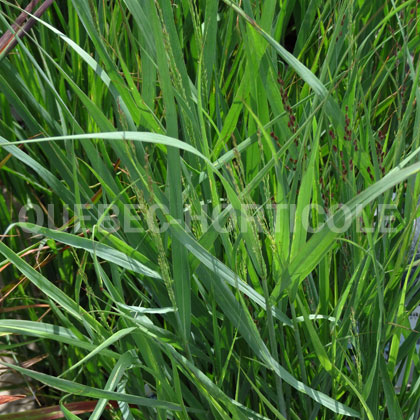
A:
[[0, 0, 420, 418]]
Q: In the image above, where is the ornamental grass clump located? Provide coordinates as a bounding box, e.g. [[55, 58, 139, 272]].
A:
[[0, 1, 419, 419]]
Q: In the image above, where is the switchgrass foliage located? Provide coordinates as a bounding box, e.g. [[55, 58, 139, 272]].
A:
[[0, 0, 420, 419]]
